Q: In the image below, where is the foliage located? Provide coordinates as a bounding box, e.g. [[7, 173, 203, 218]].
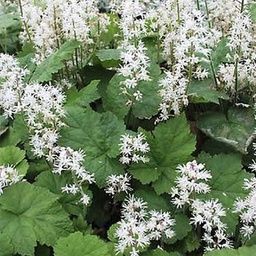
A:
[[0, 182, 73, 255], [1, 0, 256, 255], [129, 113, 195, 194], [59, 107, 126, 186], [54, 232, 113, 256]]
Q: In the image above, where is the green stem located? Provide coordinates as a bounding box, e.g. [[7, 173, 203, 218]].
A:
[[234, 57, 239, 104], [157, 24, 161, 64], [241, 0, 245, 13], [18, 0, 33, 45], [209, 56, 219, 90], [53, 5, 60, 50], [71, 171, 87, 218], [196, 0, 200, 10], [204, 0, 211, 28], [176, 0, 181, 24]]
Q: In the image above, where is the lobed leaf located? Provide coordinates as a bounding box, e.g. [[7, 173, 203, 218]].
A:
[[197, 153, 253, 233], [0, 182, 73, 256], [0, 116, 8, 136], [0, 232, 13, 256], [65, 80, 101, 108], [95, 49, 121, 68], [103, 64, 162, 119], [59, 107, 126, 186], [34, 171, 85, 216], [0, 146, 28, 177], [54, 232, 112, 256], [130, 113, 196, 194], [204, 245, 256, 256]]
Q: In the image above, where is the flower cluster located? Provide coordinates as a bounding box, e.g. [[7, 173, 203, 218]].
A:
[[119, 133, 150, 164], [156, 70, 188, 121], [218, 12, 256, 94], [18, 0, 109, 64], [116, 0, 151, 105], [0, 53, 29, 117], [191, 199, 232, 251], [233, 177, 256, 238], [115, 195, 175, 256], [105, 173, 132, 197], [0, 53, 94, 203], [0, 165, 20, 194], [171, 160, 232, 251], [171, 160, 212, 207]]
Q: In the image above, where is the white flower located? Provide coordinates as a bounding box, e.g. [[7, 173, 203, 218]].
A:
[[156, 70, 188, 122], [114, 195, 175, 255], [0, 165, 21, 194], [105, 173, 132, 197], [119, 133, 150, 165], [233, 177, 256, 239], [147, 210, 175, 240], [61, 183, 79, 195], [53, 146, 95, 183], [190, 199, 232, 251], [80, 194, 91, 205], [171, 160, 212, 207], [190, 199, 226, 232], [122, 194, 148, 220]]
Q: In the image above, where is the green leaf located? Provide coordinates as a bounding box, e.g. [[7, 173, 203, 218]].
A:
[[197, 108, 256, 154], [188, 78, 229, 104], [95, 49, 121, 68], [0, 13, 21, 34], [204, 245, 256, 256], [59, 107, 125, 186], [0, 182, 73, 256], [179, 230, 201, 253], [197, 153, 253, 233], [0, 115, 29, 147], [249, 4, 256, 21], [31, 40, 81, 82], [102, 72, 129, 118], [200, 38, 230, 75], [130, 113, 196, 194], [141, 248, 180, 256], [0, 232, 13, 256], [142, 36, 162, 64], [167, 213, 192, 244], [107, 223, 119, 243], [100, 14, 121, 45], [103, 64, 162, 119], [134, 186, 172, 212], [54, 232, 112, 256], [75, 80, 101, 107], [65, 81, 101, 107], [0, 146, 28, 177], [34, 171, 84, 216]]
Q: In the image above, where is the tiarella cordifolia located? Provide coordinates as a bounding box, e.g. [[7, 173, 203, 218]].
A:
[[234, 177, 256, 238], [115, 195, 175, 256], [119, 133, 150, 165], [0, 165, 20, 194], [115, 0, 151, 105], [17, 0, 109, 64], [105, 173, 133, 197], [171, 160, 212, 207], [0, 53, 94, 203], [191, 199, 232, 251]]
